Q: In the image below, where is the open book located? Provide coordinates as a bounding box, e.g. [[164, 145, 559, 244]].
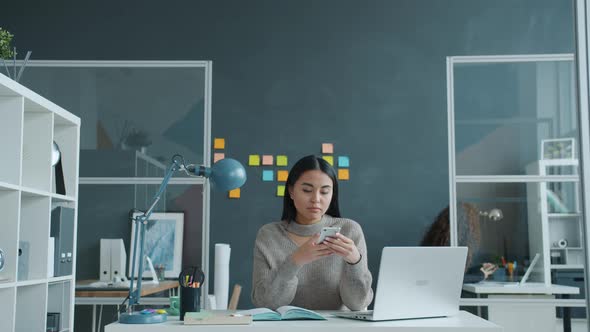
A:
[[237, 306, 326, 321]]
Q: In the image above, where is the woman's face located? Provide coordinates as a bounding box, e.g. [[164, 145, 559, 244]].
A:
[[289, 169, 334, 224]]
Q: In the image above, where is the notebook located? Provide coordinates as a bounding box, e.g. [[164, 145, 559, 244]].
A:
[[334, 246, 468, 321]]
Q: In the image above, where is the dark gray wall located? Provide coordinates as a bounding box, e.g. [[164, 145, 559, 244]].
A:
[[1, 0, 574, 316]]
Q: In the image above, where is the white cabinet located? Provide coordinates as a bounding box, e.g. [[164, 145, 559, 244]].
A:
[[527, 157, 584, 286], [0, 73, 80, 332]]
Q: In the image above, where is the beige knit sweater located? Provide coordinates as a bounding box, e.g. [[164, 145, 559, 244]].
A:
[[251, 214, 374, 310]]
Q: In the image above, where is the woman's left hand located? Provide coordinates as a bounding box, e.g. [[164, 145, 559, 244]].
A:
[[323, 233, 361, 264]]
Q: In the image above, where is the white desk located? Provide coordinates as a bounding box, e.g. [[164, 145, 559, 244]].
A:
[[462, 282, 579, 332], [105, 310, 501, 332], [76, 280, 179, 332]]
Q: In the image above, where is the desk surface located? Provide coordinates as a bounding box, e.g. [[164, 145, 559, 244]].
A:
[[76, 280, 179, 298], [463, 282, 579, 295], [105, 310, 501, 332]]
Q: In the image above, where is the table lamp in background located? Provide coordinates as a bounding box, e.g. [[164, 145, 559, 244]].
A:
[[119, 154, 246, 324]]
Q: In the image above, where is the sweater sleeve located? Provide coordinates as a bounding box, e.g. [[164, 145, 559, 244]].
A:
[[251, 226, 301, 309], [339, 222, 374, 310]]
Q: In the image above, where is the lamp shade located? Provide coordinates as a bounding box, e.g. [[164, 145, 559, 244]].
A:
[[206, 158, 247, 191]]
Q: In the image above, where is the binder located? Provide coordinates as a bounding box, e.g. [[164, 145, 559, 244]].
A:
[[50, 207, 75, 277], [100, 239, 112, 282]]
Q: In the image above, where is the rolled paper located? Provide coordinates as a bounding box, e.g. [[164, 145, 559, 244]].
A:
[[214, 243, 231, 310]]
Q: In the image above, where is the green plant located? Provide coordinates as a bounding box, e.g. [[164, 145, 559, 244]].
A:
[[0, 28, 15, 59]]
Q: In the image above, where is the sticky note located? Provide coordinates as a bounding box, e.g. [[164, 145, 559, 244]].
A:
[[249, 155, 260, 166], [213, 152, 225, 163], [338, 156, 350, 167], [322, 143, 334, 154], [262, 155, 274, 165], [322, 155, 334, 166], [262, 170, 274, 181], [277, 185, 286, 197], [229, 188, 240, 198], [338, 169, 350, 180], [276, 155, 288, 166], [277, 170, 289, 182], [214, 138, 225, 149]]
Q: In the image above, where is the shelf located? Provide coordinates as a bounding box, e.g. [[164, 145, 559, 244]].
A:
[[16, 278, 49, 287], [49, 275, 73, 284], [0, 281, 15, 289], [548, 213, 581, 218], [0, 190, 19, 283], [0, 181, 20, 191], [0, 96, 22, 186], [50, 193, 76, 202], [18, 195, 51, 281], [0, 287, 16, 332], [551, 264, 584, 270], [16, 283, 47, 332], [21, 110, 52, 192]]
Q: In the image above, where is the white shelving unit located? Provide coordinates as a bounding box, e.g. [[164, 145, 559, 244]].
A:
[[0, 73, 80, 332], [527, 158, 584, 284]]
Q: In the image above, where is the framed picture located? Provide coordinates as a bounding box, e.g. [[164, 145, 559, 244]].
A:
[[541, 138, 575, 160], [129, 212, 184, 279]]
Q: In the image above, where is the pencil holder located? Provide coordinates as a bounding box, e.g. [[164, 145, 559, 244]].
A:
[[180, 286, 201, 320]]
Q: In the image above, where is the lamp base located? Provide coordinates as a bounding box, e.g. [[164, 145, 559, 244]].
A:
[[119, 312, 167, 324]]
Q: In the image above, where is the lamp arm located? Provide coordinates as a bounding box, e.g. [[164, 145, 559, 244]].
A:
[[127, 156, 182, 309]]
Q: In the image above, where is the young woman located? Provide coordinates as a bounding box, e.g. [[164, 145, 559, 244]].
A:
[[251, 155, 373, 310]]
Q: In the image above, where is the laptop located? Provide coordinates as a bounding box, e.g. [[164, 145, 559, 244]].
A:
[[334, 246, 468, 321]]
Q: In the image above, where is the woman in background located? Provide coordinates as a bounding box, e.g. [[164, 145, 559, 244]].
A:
[[251, 155, 373, 310]]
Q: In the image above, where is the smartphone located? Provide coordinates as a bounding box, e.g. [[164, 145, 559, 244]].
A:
[[316, 226, 341, 244]]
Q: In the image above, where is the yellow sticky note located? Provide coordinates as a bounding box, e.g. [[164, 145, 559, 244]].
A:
[[277, 170, 289, 182], [277, 185, 285, 197], [276, 155, 288, 166], [322, 143, 334, 154], [214, 138, 225, 149], [323, 155, 334, 166], [249, 155, 260, 166], [213, 152, 225, 163], [338, 169, 349, 180], [229, 188, 240, 198], [262, 155, 274, 165]]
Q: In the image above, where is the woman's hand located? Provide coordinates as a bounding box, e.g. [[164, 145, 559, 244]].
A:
[[323, 233, 361, 264], [291, 234, 334, 266]]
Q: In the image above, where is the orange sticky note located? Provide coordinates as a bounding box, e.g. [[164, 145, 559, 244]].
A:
[[277, 185, 285, 197], [322, 143, 334, 154], [338, 169, 349, 180], [249, 155, 260, 166], [229, 188, 240, 198], [322, 155, 334, 166], [214, 138, 225, 149], [262, 155, 274, 165], [213, 152, 225, 163], [276, 155, 288, 166], [277, 170, 289, 182]]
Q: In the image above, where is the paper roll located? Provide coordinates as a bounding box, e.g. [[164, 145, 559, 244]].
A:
[[214, 243, 231, 310]]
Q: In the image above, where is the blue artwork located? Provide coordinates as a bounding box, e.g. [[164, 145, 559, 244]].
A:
[[131, 212, 184, 278], [338, 156, 350, 167], [144, 219, 176, 271]]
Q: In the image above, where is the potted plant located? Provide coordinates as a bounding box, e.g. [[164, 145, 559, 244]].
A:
[[0, 27, 31, 82]]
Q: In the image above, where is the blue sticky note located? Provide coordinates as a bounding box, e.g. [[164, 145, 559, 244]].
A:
[[338, 156, 350, 167], [262, 170, 274, 181]]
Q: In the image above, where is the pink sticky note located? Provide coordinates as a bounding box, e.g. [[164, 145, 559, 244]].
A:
[[322, 143, 334, 154], [262, 155, 274, 165], [214, 153, 225, 163]]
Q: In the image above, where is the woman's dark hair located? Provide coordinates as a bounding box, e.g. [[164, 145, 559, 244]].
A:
[[281, 155, 341, 222]]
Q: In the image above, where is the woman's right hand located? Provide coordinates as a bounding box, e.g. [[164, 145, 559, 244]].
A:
[[291, 234, 334, 266]]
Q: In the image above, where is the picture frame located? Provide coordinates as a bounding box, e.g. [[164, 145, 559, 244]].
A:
[[129, 212, 184, 279], [541, 138, 575, 160]]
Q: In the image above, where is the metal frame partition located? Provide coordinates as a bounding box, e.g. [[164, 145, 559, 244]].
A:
[[19, 61, 214, 308]]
